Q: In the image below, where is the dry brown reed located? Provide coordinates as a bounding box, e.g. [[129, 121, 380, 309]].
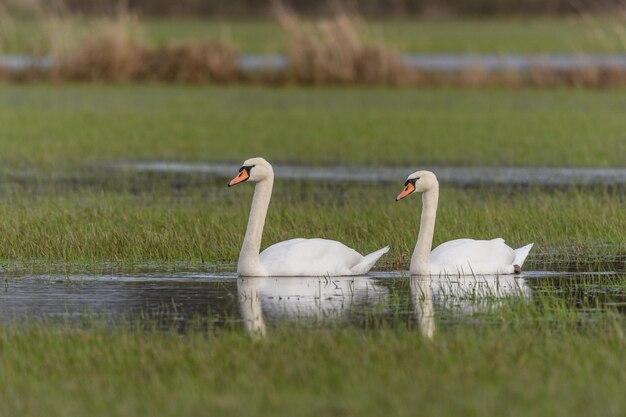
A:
[[52, 10, 146, 82], [264, 4, 626, 88], [273, 0, 411, 85], [0, 0, 239, 83], [47, 7, 240, 83], [406, 65, 626, 88], [2, 0, 626, 87], [142, 42, 239, 83], [581, 9, 626, 52]]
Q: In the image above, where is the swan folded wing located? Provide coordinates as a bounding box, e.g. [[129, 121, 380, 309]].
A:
[[259, 238, 364, 276], [429, 238, 516, 275]]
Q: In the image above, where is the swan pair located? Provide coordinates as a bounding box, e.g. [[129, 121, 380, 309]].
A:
[[228, 157, 533, 277]]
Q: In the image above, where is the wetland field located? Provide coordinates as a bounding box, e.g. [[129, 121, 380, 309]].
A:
[[0, 85, 624, 416], [1, 85, 625, 169]]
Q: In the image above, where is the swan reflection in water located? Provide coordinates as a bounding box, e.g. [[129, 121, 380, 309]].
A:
[[237, 276, 388, 336], [238, 274, 531, 338], [410, 274, 532, 339]]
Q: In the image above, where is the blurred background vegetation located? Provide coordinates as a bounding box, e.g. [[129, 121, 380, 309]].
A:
[[33, 0, 626, 17], [1, 0, 626, 86]]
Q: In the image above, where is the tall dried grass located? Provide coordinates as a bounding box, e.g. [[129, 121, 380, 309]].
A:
[[48, 7, 240, 82], [581, 9, 626, 52], [273, 1, 411, 85], [2, 0, 626, 87], [51, 10, 146, 81], [142, 42, 239, 83], [0, 0, 239, 82]]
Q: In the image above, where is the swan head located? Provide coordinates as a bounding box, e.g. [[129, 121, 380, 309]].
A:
[[228, 157, 273, 186], [396, 170, 438, 201]]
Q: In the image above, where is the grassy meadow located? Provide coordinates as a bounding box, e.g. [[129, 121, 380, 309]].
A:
[[0, 85, 625, 171], [3, 16, 626, 54], [0, 85, 623, 271], [140, 16, 626, 54], [1, 310, 625, 417], [0, 182, 623, 272], [0, 82, 624, 416]]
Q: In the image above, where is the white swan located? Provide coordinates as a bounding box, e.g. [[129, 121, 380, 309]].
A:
[[396, 170, 533, 275], [228, 157, 389, 277]]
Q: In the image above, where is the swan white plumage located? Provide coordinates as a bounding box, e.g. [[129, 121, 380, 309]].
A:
[[228, 157, 389, 277], [396, 170, 533, 275]]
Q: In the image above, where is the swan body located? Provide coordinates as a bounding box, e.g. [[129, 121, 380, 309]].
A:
[[396, 170, 533, 276], [429, 238, 534, 275], [229, 157, 388, 277], [259, 238, 389, 277]]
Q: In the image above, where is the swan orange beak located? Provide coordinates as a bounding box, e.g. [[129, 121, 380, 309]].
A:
[[396, 183, 415, 201], [228, 169, 249, 187]]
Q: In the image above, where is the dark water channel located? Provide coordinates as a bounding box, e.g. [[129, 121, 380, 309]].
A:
[[1, 271, 623, 335]]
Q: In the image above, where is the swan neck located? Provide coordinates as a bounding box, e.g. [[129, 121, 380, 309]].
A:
[[238, 176, 273, 276], [411, 185, 439, 275]]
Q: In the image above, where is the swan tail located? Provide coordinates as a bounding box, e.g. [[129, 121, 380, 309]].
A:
[[513, 243, 534, 269], [350, 246, 390, 275]]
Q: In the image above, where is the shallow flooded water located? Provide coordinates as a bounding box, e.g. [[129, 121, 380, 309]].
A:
[[118, 162, 626, 186], [1, 271, 623, 335], [229, 53, 626, 73], [5, 53, 626, 73]]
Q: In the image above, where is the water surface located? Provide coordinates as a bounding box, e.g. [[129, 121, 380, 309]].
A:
[[118, 162, 626, 186], [1, 271, 623, 336], [5, 53, 626, 73]]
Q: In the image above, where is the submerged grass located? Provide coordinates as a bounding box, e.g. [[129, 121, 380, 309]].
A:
[[0, 311, 624, 417], [0, 85, 625, 170], [0, 181, 622, 272]]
